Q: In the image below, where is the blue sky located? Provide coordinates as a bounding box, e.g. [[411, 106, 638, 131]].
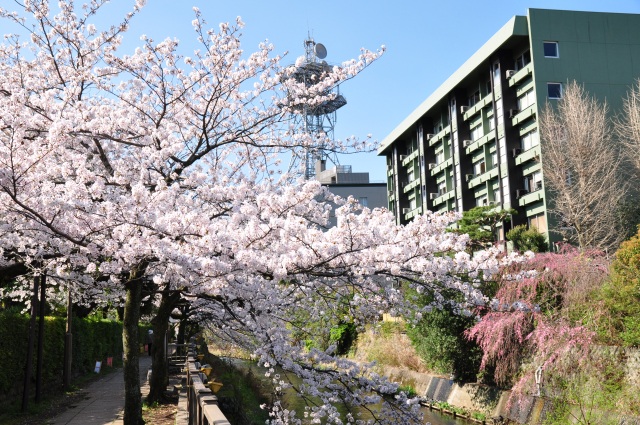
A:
[[3, 0, 640, 181]]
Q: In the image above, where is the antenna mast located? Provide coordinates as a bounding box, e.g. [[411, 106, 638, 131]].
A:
[[288, 36, 346, 179]]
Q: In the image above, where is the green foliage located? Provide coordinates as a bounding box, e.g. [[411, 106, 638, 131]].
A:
[[286, 289, 355, 353], [617, 197, 640, 242], [471, 411, 487, 421], [397, 384, 416, 398], [598, 227, 640, 346], [452, 206, 516, 251], [506, 224, 548, 253], [0, 310, 144, 406], [543, 352, 625, 425], [434, 400, 468, 415], [72, 316, 124, 374], [289, 308, 335, 352], [200, 350, 270, 424], [406, 291, 481, 382], [378, 321, 405, 337], [329, 322, 357, 355], [0, 309, 31, 402]]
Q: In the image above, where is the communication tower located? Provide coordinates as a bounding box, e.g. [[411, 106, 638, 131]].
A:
[[288, 37, 347, 179]]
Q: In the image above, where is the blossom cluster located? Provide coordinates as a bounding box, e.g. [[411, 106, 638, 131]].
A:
[[0, 2, 508, 423]]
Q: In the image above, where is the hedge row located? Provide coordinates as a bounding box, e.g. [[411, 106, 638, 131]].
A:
[[0, 309, 146, 402]]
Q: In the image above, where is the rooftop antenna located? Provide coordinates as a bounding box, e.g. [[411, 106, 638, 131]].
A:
[[287, 36, 346, 180]]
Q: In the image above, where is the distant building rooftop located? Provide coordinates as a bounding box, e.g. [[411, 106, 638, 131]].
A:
[[315, 161, 371, 184]]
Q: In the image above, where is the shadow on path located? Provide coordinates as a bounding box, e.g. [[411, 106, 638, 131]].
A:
[[48, 356, 152, 425]]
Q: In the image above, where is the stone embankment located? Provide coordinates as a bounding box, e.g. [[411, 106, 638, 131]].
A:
[[384, 346, 640, 424]]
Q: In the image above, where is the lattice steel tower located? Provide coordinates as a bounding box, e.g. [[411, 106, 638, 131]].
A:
[[288, 37, 347, 179]]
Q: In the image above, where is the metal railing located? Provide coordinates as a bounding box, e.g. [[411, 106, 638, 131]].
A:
[[186, 352, 231, 425]]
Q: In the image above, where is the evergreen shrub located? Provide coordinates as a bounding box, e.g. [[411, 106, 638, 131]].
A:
[[0, 310, 142, 405]]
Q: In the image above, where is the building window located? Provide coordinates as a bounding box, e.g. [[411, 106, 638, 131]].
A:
[[435, 150, 445, 165], [470, 124, 484, 141], [358, 197, 368, 207], [548, 82, 562, 99], [528, 213, 547, 232], [543, 41, 559, 58], [521, 129, 540, 151], [437, 181, 447, 196], [493, 188, 501, 203], [518, 88, 536, 110], [493, 62, 501, 86], [491, 152, 498, 168], [515, 50, 531, 70], [477, 196, 488, 207], [474, 160, 486, 176], [407, 139, 417, 154], [468, 90, 481, 107], [524, 171, 542, 192]]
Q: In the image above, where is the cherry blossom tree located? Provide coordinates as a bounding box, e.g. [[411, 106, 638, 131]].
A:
[[0, 2, 509, 424], [467, 247, 608, 407]]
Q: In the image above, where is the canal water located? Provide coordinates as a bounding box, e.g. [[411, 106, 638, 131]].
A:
[[224, 357, 469, 425]]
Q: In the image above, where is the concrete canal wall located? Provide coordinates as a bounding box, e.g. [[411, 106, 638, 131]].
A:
[[384, 363, 640, 424]]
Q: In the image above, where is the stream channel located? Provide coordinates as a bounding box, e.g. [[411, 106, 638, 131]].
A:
[[223, 357, 470, 425]]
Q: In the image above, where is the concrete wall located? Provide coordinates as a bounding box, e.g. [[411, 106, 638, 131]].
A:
[[323, 183, 387, 227], [384, 348, 640, 424]]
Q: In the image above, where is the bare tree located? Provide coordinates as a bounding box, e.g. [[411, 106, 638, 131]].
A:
[[540, 81, 628, 251], [617, 78, 640, 177]]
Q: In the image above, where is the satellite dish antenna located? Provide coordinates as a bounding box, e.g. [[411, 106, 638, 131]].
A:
[[314, 43, 327, 59]]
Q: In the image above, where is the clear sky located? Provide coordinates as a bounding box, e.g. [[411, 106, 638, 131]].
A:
[[2, 0, 640, 182]]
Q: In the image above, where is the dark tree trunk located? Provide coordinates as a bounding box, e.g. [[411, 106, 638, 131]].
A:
[[35, 273, 46, 403], [22, 275, 40, 412], [147, 287, 181, 404], [177, 305, 187, 347], [177, 317, 186, 346], [63, 288, 73, 391], [0, 262, 28, 285], [176, 306, 188, 358], [123, 270, 145, 425]]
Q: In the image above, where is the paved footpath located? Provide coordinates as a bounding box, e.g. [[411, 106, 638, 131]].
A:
[[49, 356, 152, 425]]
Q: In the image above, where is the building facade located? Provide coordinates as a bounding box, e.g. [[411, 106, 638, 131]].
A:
[[379, 9, 640, 244], [315, 161, 387, 228]]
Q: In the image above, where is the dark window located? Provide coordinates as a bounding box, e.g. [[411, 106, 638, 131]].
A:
[[515, 50, 531, 70], [543, 41, 559, 58], [468, 90, 481, 107], [548, 82, 562, 99]]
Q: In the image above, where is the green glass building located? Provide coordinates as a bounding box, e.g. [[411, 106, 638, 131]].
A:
[[378, 9, 640, 246]]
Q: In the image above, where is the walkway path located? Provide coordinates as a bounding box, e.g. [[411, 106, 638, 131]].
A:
[[49, 356, 152, 425]]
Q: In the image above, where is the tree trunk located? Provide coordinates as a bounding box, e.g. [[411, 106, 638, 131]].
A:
[[177, 305, 188, 348], [63, 288, 73, 391], [22, 275, 39, 412], [123, 273, 144, 425], [35, 273, 46, 403], [177, 316, 186, 346], [147, 288, 180, 404]]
